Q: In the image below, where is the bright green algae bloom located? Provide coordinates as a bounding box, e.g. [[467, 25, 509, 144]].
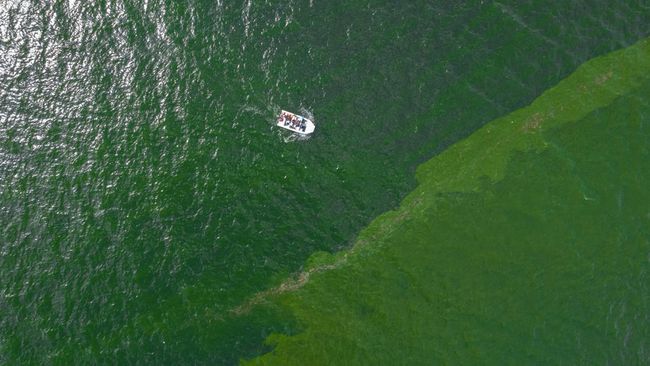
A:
[[244, 38, 650, 365]]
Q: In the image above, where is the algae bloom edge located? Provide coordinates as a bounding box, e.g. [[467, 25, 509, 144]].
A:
[[241, 37, 650, 364]]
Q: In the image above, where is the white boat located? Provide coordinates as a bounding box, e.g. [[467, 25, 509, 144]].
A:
[[276, 110, 315, 135]]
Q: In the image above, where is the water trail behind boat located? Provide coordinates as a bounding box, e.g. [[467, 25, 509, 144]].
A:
[[283, 132, 311, 143]]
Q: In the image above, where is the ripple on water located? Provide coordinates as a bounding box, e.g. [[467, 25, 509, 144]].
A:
[[1, 0, 649, 364]]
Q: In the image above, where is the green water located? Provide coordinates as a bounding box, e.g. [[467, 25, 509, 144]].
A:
[[247, 38, 650, 365], [0, 1, 649, 364]]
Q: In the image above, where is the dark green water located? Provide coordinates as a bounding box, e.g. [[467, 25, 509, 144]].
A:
[[0, 1, 648, 364], [244, 39, 650, 365]]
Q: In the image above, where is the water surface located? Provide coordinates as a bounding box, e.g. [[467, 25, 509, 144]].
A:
[[1, 1, 648, 363]]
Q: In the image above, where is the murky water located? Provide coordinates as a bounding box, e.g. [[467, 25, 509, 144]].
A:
[[1, 1, 648, 364]]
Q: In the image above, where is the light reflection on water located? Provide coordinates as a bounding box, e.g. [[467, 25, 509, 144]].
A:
[[0, 0, 648, 363]]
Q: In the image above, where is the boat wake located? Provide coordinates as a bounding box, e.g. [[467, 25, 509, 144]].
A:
[[283, 133, 311, 143], [298, 107, 314, 121]]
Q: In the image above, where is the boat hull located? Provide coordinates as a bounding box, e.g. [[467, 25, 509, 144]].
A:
[[277, 110, 315, 135]]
